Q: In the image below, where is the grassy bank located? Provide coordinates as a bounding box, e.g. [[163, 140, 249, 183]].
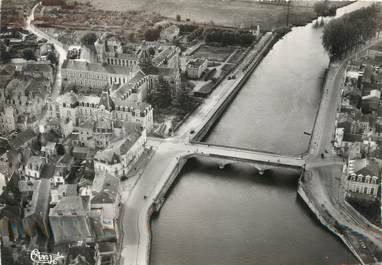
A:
[[79, 0, 353, 30]]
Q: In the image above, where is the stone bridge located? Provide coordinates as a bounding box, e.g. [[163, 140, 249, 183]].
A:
[[189, 143, 306, 175]]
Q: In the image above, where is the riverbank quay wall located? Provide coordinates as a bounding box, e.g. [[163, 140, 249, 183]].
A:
[[143, 152, 304, 265], [297, 175, 365, 264], [190, 32, 279, 143], [144, 154, 191, 265]]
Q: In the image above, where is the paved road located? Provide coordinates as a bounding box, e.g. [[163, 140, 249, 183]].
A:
[[175, 33, 274, 140], [303, 38, 382, 264], [120, 141, 186, 265], [120, 33, 283, 265], [26, 3, 67, 99], [191, 143, 305, 168]]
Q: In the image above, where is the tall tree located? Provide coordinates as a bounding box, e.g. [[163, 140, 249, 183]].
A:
[[23, 49, 35, 60], [80, 32, 98, 46], [323, 4, 380, 58]]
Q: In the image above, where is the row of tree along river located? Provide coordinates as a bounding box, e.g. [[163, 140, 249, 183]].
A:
[[150, 2, 372, 265]]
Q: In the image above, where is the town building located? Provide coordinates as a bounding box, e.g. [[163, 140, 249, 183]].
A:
[[23, 62, 54, 85], [160, 25, 180, 43], [0, 174, 23, 245], [1, 78, 50, 130], [94, 33, 139, 67], [61, 59, 137, 89], [95, 242, 117, 265], [50, 183, 77, 206], [52, 90, 154, 135], [91, 173, 120, 239], [94, 125, 146, 178], [19, 179, 51, 238], [346, 158, 379, 201], [186, 58, 208, 79], [49, 195, 94, 244], [0, 105, 16, 134], [24, 156, 46, 179], [366, 42, 382, 59]]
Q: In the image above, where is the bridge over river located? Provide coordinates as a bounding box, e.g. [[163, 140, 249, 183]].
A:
[[189, 143, 305, 173]]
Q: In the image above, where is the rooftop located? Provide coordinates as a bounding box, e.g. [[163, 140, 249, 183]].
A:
[[24, 179, 50, 219], [23, 62, 53, 74], [349, 158, 379, 178], [62, 59, 136, 76], [50, 196, 88, 216], [94, 127, 143, 164], [114, 99, 151, 112], [56, 92, 78, 105], [188, 58, 207, 68], [9, 128, 36, 149], [141, 65, 175, 77], [92, 173, 120, 197]]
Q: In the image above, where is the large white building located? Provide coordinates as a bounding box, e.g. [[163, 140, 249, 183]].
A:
[[94, 33, 139, 67], [63, 33, 181, 96], [186, 58, 208, 79], [50, 90, 154, 136], [346, 158, 379, 200], [61, 59, 137, 89]]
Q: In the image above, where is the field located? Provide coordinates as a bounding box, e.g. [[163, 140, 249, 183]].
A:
[[192, 45, 237, 62], [79, 0, 352, 30]]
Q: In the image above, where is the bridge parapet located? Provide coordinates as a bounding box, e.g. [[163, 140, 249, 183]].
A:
[[190, 142, 306, 169]]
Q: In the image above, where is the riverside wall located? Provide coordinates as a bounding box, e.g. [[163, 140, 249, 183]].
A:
[[191, 32, 279, 143], [297, 179, 365, 265]]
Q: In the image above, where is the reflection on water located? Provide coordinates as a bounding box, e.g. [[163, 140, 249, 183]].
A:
[[150, 2, 373, 265], [150, 159, 356, 265]]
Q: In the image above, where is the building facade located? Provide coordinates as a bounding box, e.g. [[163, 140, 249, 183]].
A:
[[346, 158, 379, 200], [94, 127, 146, 178], [186, 58, 208, 79]]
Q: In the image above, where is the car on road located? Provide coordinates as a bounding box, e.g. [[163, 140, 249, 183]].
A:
[[321, 153, 325, 159]]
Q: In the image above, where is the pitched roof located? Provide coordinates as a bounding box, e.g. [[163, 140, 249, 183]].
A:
[[23, 63, 53, 74], [343, 133, 362, 142], [40, 163, 56, 179], [62, 59, 135, 76], [9, 128, 36, 149], [56, 92, 78, 105], [141, 66, 175, 77], [94, 129, 142, 164], [0, 173, 21, 205], [50, 196, 87, 216], [24, 179, 50, 219]]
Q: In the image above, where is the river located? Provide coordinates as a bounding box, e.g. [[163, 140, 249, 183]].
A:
[[150, 2, 371, 265]]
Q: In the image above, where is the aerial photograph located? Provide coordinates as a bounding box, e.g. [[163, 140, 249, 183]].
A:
[[0, 0, 382, 264]]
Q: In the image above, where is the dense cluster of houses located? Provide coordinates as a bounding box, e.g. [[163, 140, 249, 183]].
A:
[[334, 48, 382, 204], [0, 31, 172, 265]]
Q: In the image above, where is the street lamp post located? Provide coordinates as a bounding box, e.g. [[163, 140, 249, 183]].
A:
[[286, 0, 291, 27]]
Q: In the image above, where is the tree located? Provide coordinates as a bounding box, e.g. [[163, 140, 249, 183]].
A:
[[22, 49, 35, 60], [56, 143, 66, 156], [313, 1, 326, 17], [323, 4, 380, 58], [176, 14, 181, 22], [127, 32, 136, 42], [314, 0, 336, 17], [144, 27, 161, 41], [147, 78, 173, 109], [47, 52, 58, 65], [80, 32, 98, 46], [0, 43, 11, 62], [174, 88, 200, 113]]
